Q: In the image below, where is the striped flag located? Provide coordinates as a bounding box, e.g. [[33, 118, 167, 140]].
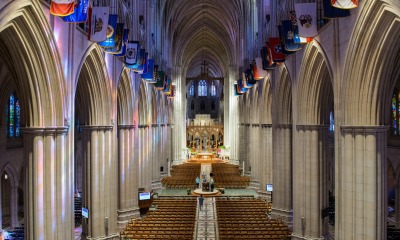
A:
[[50, 0, 75, 16], [331, 0, 358, 9], [62, 0, 89, 23], [324, 0, 350, 18]]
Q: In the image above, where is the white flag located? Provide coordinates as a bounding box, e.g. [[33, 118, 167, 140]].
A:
[[88, 7, 110, 42], [331, 0, 358, 9], [52, 0, 75, 3], [294, 3, 318, 38], [125, 42, 139, 65], [255, 58, 268, 79]]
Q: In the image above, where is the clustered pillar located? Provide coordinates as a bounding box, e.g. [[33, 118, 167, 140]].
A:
[[271, 124, 293, 227], [292, 125, 329, 240], [23, 127, 74, 240]]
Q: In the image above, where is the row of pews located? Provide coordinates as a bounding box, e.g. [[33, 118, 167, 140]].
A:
[[121, 198, 197, 239], [216, 197, 291, 239], [212, 163, 250, 188], [161, 163, 201, 189]]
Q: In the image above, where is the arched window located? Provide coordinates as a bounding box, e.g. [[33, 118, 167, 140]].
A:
[[189, 82, 195, 96], [6, 92, 21, 138], [211, 82, 216, 96], [329, 111, 334, 132], [391, 89, 400, 135], [198, 80, 207, 96]]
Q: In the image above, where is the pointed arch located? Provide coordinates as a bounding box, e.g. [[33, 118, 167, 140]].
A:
[[75, 44, 112, 126], [272, 65, 292, 124], [297, 43, 333, 124], [341, 0, 400, 125], [0, 0, 66, 126], [117, 68, 135, 125], [0, 163, 18, 188]]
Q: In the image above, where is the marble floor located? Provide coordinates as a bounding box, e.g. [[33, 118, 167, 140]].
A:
[[195, 197, 218, 240]]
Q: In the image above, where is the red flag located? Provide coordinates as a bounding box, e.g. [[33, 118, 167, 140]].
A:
[[268, 39, 285, 63], [50, 1, 75, 16]]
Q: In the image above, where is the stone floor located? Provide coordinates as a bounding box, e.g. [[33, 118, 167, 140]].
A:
[[195, 197, 218, 240]]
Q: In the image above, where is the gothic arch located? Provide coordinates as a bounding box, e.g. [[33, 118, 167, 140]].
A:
[[0, 163, 18, 188], [261, 75, 272, 124], [75, 44, 112, 126], [138, 81, 149, 125], [297, 43, 333, 124], [341, 0, 400, 125], [272, 65, 292, 124], [117, 68, 135, 125], [0, 0, 65, 126]]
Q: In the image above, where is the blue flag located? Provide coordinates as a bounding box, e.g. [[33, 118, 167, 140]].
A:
[[281, 20, 302, 52], [278, 25, 296, 55], [105, 23, 124, 54], [234, 84, 243, 96], [115, 29, 129, 57], [323, 0, 350, 18], [141, 59, 156, 83], [98, 14, 118, 48], [163, 77, 171, 93], [62, 0, 89, 23]]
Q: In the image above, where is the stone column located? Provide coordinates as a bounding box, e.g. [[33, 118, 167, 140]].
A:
[[395, 184, 400, 228], [336, 126, 387, 240], [271, 124, 293, 227], [261, 124, 273, 201], [117, 125, 139, 227], [292, 125, 329, 240], [23, 127, 74, 240], [81, 126, 118, 240], [10, 185, 19, 228]]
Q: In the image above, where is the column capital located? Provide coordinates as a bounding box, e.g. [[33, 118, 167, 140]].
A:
[[296, 124, 330, 130], [251, 124, 260, 127], [151, 123, 159, 128], [80, 125, 113, 131], [117, 124, 135, 130], [160, 123, 166, 127], [138, 124, 149, 128], [22, 126, 69, 135], [261, 124, 272, 128], [340, 125, 389, 134], [273, 123, 292, 129]]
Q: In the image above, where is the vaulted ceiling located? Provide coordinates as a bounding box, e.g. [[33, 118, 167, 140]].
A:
[[162, 0, 249, 78]]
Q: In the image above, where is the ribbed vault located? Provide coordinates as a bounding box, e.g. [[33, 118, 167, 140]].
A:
[[163, 0, 246, 78]]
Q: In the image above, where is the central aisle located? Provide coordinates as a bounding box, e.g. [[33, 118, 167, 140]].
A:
[[200, 163, 212, 182], [195, 197, 218, 240]]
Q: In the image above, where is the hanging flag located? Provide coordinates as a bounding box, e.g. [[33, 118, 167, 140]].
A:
[[242, 72, 252, 88], [290, 11, 313, 43], [295, 3, 318, 38], [281, 20, 302, 52], [252, 60, 263, 80], [261, 47, 276, 70], [331, 0, 358, 9], [104, 23, 124, 54], [268, 39, 285, 62], [255, 58, 268, 79], [62, 0, 89, 23], [245, 69, 257, 86], [237, 79, 248, 93], [124, 41, 140, 66], [98, 14, 118, 48], [155, 71, 167, 89], [115, 29, 129, 57], [323, 0, 350, 18], [234, 83, 243, 96], [88, 7, 110, 42], [50, 1, 75, 17], [163, 78, 172, 94], [167, 85, 176, 98], [141, 59, 155, 82], [132, 49, 146, 72]]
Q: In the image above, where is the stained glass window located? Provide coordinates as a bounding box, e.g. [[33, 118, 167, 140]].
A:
[[392, 90, 400, 136], [189, 83, 195, 96], [211, 82, 216, 96], [198, 80, 207, 96], [329, 111, 335, 132], [6, 92, 21, 138]]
